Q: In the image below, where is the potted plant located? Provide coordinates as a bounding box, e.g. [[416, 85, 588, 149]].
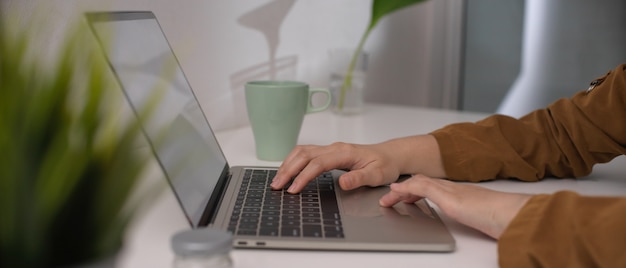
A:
[[336, 0, 428, 111], [0, 17, 160, 267]]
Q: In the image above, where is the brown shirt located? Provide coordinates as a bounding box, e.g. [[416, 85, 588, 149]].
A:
[[431, 64, 626, 267]]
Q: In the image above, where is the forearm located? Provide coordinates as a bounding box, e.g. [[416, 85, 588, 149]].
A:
[[498, 192, 626, 267], [430, 64, 626, 182]]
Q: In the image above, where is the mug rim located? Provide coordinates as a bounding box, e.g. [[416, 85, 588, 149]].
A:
[[246, 80, 308, 88]]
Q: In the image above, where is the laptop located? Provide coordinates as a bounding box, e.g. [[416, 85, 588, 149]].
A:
[[86, 11, 455, 252]]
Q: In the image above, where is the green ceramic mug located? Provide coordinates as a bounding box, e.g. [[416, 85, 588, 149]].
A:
[[245, 81, 331, 161]]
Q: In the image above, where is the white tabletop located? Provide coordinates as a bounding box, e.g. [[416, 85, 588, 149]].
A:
[[118, 103, 626, 268]]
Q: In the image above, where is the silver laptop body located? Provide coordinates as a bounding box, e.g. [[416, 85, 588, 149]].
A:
[[86, 11, 455, 252]]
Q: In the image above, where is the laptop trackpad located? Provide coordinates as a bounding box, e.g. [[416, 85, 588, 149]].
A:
[[337, 186, 435, 218], [337, 186, 448, 244]]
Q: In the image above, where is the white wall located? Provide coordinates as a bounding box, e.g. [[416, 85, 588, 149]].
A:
[[1, 0, 461, 130]]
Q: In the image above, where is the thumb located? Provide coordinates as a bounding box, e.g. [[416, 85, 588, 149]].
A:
[[338, 168, 387, 190]]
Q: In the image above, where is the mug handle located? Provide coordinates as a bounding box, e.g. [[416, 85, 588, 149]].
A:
[[306, 88, 332, 113]]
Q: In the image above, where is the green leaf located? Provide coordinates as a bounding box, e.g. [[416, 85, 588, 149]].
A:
[[369, 0, 427, 30]]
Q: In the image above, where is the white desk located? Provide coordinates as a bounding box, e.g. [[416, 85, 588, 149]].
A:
[[118, 104, 626, 268]]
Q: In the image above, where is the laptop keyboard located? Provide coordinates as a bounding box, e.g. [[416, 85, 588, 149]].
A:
[[227, 168, 344, 239]]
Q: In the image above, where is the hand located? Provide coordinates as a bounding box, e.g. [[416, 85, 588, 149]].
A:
[[271, 135, 446, 194], [271, 142, 402, 193], [379, 174, 532, 239]]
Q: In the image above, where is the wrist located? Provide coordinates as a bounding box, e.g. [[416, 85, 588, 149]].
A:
[[379, 135, 445, 177]]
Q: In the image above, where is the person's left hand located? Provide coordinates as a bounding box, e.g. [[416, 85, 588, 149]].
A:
[[379, 175, 532, 239]]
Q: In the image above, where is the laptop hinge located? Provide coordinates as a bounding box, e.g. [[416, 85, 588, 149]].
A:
[[197, 165, 232, 227]]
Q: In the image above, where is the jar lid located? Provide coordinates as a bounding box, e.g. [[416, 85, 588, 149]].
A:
[[171, 228, 233, 257]]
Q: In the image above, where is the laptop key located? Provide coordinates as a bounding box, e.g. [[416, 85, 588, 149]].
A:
[[263, 205, 280, 210], [282, 215, 300, 221], [284, 204, 300, 210], [261, 215, 279, 222], [324, 226, 343, 233], [259, 228, 279, 236], [285, 200, 300, 205], [302, 208, 320, 213], [303, 212, 321, 218], [323, 219, 342, 226], [260, 221, 279, 228], [324, 225, 345, 238], [248, 189, 264, 194], [239, 223, 259, 230], [283, 209, 299, 215], [268, 191, 282, 196], [240, 218, 259, 224], [303, 225, 323, 238], [282, 220, 300, 227], [325, 231, 345, 238], [265, 200, 281, 206], [241, 212, 259, 218], [247, 193, 263, 198], [237, 229, 258, 236], [302, 218, 321, 224], [261, 210, 279, 216], [284, 195, 299, 200], [243, 207, 260, 213], [320, 193, 339, 213], [281, 227, 300, 237], [245, 197, 262, 203], [322, 212, 341, 220]]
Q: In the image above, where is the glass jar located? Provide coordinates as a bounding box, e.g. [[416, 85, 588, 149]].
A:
[[171, 228, 233, 268], [328, 48, 368, 115]]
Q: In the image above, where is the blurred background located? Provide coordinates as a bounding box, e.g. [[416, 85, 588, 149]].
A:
[[2, 0, 625, 130]]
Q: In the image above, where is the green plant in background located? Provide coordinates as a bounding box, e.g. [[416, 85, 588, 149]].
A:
[[0, 18, 162, 267], [337, 0, 428, 110]]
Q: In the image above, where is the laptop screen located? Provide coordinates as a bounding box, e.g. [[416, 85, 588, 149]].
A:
[[87, 11, 229, 226]]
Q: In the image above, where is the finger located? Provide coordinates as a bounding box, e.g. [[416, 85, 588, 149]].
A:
[[286, 147, 359, 193], [401, 195, 423, 204], [380, 177, 450, 220], [378, 184, 420, 207], [390, 175, 456, 204], [378, 189, 405, 207], [271, 145, 322, 189], [337, 167, 389, 191], [286, 158, 330, 193]]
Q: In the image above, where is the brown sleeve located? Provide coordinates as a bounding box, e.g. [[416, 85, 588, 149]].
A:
[[498, 191, 626, 267], [431, 64, 626, 182]]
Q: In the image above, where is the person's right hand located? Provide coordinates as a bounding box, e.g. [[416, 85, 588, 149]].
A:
[[379, 174, 532, 239], [271, 142, 403, 194]]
